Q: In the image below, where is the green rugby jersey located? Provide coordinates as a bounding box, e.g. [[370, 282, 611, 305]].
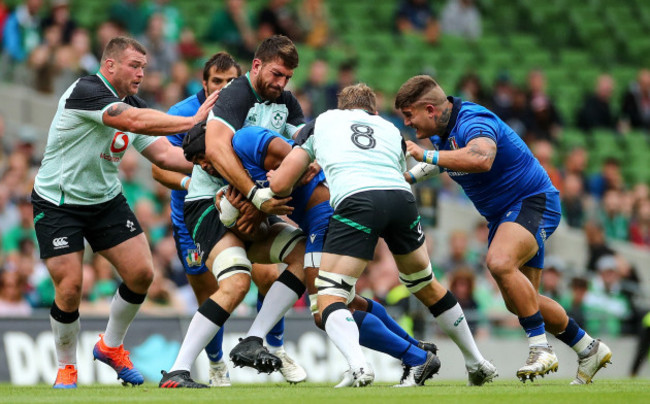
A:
[[34, 73, 159, 205], [186, 72, 305, 201], [297, 109, 411, 209]]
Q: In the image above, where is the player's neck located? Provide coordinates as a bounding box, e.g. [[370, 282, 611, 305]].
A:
[[435, 101, 453, 134]]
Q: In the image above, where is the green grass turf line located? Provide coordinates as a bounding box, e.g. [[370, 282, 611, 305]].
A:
[[1, 380, 650, 404]]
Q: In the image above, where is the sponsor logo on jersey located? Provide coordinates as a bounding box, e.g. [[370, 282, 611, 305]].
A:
[[52, 237, 69, 249], [185, 248, 202, 267], [110, 132, 130, 153], [271, 110, 287, 129], [126, 220, 136, 232], [309, 234, 317, 243]]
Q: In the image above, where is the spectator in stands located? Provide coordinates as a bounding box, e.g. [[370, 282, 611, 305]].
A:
[[0, 269, 32, 316], [505, 85, 534, 139], [629, 197, 650, 248], [0, 183, 19, 233], [1, 0, 43, 83], [2, 195, 35, 250], [597, 189, 629, 241], [562, 146, 589, 193], [40, 0, 76, 45], [440, 0, 481, 40], [138, 13, 178, 80], [257, 0, 303, 42], [539, 256, 565, 302], [437, 229, 481, 275], [298, 0, 329, 48], [588, 157, 624, 199], [532, 139, 562, 192], [448, 267, 487, 337], [149, 0, 183, 44], [204, 0, 256, 60], [109, 0, 151, 37], [0, 1, 9, 38], [93, 20, 126, 60], [28, 22, 64, 94], [584, 220, 616, 274], [562, 276, 588, 330], [301, 59, 330, 116], [577, 74, 617, 132], [584, 255, 631, 336], [177, 27, 203, 62], [69, 28, 99, 76], [620, 69, 650, 131], [526, 69, 563, 142], [561, 172, 588, 229], [488, 74, 515, 122], [324, 60, 357, 110], [394, 0, 439, 44], [456, 72, 487, 105]]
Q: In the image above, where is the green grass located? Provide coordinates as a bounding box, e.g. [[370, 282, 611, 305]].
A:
[[1, 380, 650, 404]]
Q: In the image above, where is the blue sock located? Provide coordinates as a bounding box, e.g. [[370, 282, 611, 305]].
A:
[[555, 317, 586, 347], [258, 292, 285, 348], [353, 310, 427, 367], [518, 311, 548, 346], [205, 327, 225, 362], [365, 298, 419, 346]]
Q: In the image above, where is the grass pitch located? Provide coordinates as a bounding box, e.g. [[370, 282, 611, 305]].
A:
[[2, 380, 649, 404]]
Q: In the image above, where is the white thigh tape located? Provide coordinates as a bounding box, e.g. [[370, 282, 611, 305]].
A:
[[212, 246, 252, 283], [269, 226, 305, 263], [315, 271, 357, 301], [398, 264, 434, 293]]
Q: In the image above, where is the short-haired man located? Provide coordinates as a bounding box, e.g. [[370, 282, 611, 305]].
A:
[[32, 36, 218, 389], [269, 83, 496, 387], [158, 35, 310, 388], [396, 75, 612, 384]]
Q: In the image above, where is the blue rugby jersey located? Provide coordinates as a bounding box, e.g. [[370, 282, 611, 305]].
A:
[[231, 126, 326, 227], [166, 90, 206, 226], [432, 97, 558, 222]]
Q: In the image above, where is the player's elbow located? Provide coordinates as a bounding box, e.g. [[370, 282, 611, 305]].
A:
[[270, 180, 290, 196], [476, 159, 493, 172]]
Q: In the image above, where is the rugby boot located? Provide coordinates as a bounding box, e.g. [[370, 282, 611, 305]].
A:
[[230, 336, 282, 374], [53, 365, 77, 389], [516, 345, 559, 382], [467, 359, 498, 386], [93, 334, 144, 386], [159, 370, 208, 388], [570, 339, 612, 385], [418, 340, 439, 355], [274, 347, 307, 383], [208, 359, 231, 387]]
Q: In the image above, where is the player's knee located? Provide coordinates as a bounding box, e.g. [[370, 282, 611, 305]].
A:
[[315, 271, 357, 305], [218, 273, 251, 304], [269, 225, 305, 264], [398, 264, 434, 294], [252, 264, 279, 291], [57, 281, 82, 307], [485, 251, 515, 277]]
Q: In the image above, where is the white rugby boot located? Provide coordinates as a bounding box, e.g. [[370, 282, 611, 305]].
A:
[[516, 346, 559, 382], [570, 339, 612, 385], [208, 359, 231, 387], [274, 347, 307, 384], [467, 359, 498, 386]]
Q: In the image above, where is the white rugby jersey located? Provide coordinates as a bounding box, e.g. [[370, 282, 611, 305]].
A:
[[186, 72, 305, 201], [297, 109, 411, 208], [34, 73, 158, 205]]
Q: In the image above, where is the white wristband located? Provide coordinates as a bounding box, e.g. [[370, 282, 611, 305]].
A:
[[251, 187, 276, 210], [180, 176, 191, 190]]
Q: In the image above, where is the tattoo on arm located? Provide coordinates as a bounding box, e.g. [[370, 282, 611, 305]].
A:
[[106, 103, 132, 117], [466, 136, 497, 164]]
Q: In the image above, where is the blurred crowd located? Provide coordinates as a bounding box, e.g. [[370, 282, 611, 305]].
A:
[[0, 0, 649, 356]]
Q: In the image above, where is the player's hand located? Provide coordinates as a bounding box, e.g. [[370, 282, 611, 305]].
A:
[[298, 162, 320, 186], [236, 199, 265, 236], [261, 196, 293, 215], [224, 185, 247, 210], [193, 90, 220, 123], [406, 141, 425, 162]]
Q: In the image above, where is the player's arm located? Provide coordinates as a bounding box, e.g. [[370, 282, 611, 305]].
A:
[[269, 147, 312, 197], [102, 91, 219, 135], [206, 120, 292, 215], [406, 136, 497, 173], [152, 164, 190, 191], [141, 138, 194, 174]]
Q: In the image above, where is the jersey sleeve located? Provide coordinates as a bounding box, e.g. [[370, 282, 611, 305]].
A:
[[166, 104, 188, 147], [208, 79, 251, 133], [283, 93, 305, 138], [297, 120, 317, 161], [131, 134, 160, 152], [458, 111, 499, 145], [64, 76, 122, 124]]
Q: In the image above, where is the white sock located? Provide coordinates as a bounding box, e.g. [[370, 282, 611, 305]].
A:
[[171, 311, 221, 372], [104, 289, 142, 347], [324, 308, 366, 370], [434, 303, 484, 370], [574, 334, 596, 358], [50, 316, 80, 368], [247, 280, 298, 340]]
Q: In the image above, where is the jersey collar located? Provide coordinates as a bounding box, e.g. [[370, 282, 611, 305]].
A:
[[245, 72, 263, 103], [441, 96, 462, 143], [196, 89, 206, 104], [96, 72, 121, 99]]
